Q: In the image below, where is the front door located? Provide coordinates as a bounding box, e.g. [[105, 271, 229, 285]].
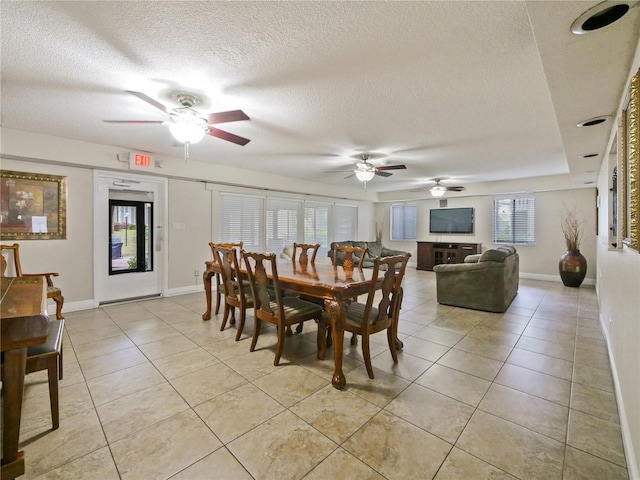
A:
[[94, 171, 167, 304]]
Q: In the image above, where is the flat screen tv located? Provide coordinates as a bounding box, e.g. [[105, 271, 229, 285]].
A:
[[429, 208, 474, 234]]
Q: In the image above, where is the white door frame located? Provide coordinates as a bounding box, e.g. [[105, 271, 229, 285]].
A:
[[93, 170, 169, 306]]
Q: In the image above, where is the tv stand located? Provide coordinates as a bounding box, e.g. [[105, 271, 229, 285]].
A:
[[417, 241, 482, 271]]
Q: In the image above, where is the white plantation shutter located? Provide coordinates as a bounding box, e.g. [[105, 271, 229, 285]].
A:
[[219, 193, 264, 251], [390, 204, 417, 240], [493, 197, 535, 245], [304, 202, 332, 257], [333, 204, 358, 242], [266, 197, 302, 253]]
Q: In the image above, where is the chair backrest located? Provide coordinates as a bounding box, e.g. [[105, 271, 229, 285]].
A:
[[0, 244, 23, 277], [214, 246, 245, 301], [241, 250, 283, 323], [361, 253, 411, 327], [333, 245, 368, 270], [209, 242, 243, 263], [293, 243, 319, 264]]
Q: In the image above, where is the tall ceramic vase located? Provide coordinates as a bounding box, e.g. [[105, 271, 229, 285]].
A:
[[559, 250, 587, 287]]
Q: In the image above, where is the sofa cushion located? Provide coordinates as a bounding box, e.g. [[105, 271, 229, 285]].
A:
[[366, 241, 383, 259], [464, 254, 481, 263], [479, 249, 509, 263]]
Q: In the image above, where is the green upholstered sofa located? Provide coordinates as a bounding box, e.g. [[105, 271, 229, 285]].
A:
[[433, 246, 519, 313], [328, 241, 406, 269]]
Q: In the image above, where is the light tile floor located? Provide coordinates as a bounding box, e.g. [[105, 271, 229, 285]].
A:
[[9, 269, 630, 479]]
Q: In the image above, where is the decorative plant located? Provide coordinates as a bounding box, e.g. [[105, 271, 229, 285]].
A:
[[374, 219, 385, 242], [561, 205, 583, 251]]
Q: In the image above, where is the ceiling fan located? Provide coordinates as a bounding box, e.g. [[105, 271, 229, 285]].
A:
[[103, 90, 251, 151], [328, 154, 407, 184], [414, 178, 466, 197]]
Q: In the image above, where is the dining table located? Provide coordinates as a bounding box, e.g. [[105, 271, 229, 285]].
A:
[[203, 258, 398, 389], [1, 276, 49, 480]]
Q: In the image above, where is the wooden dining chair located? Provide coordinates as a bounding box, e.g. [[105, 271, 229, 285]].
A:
[[242, 250, 325, 366], [287, 243, 321, 335], [206, 241, 243, 317], [320, 252, 410, 379], [292, 243, 319, 264], [214, 245, 253, 341], [332, 244, 368, 271], [0, 243, 64, 319]]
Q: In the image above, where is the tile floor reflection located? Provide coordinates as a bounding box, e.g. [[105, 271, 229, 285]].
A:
[[8, 269, 630, 479]]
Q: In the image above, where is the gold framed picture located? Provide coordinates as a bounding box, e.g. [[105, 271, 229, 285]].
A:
[[622, 68, 639, 251], [0, 170, 67, 240]]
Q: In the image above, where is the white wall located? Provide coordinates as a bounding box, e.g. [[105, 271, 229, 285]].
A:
[[595, 42, 640, 480], [377, 188, 597, 281]]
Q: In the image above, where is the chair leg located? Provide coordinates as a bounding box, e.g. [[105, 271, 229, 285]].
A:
[[295, 322, 304, 334], [59, 339, 64, 380], [274, 325, 286, 366], [316, 320, 327, 360], [250, 319, 261, 352], [47, 356, 60, 430], [220, 304, 232, 331], [214, 273, 222, 315], [362, 334, 374, 379], [53, 294, 64, 320], [285, 325, 293, 336], [350, 332, 358, 346], [235, 307, 246, 341], [387, 327, 398, 364]]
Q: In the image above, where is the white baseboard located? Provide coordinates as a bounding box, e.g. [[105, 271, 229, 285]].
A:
[[600, 313, 639, 480], [165, 285, 204, 296]]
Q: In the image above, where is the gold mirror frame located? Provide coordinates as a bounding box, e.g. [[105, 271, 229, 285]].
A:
[[622, 68, 639, 251], [0, 169, 67, 240]]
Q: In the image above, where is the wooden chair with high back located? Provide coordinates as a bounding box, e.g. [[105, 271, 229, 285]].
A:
[[319, 252, 411, 379], [242, 250, 325, 366], [206, 241, 243, 318], [214, 245, 253, 341], [0, 243, 64, 320], [292, 243, 319, 265], [288, 243, 321, 335], [332, 244, 368, 272]]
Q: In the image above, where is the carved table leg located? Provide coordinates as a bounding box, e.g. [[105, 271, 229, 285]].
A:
[[325, 299, 346, 390]]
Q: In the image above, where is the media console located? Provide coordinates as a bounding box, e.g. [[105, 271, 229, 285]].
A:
[[416, 241, 482, 271]]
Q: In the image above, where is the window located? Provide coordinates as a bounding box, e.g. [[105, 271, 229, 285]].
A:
[[304, 202, 331, 257], [391, 204, 417, 240], [493, 197, 535, 245], [219, 193, 264, 251], [266, 198, 302, 253], [333, 204, 358, 242]]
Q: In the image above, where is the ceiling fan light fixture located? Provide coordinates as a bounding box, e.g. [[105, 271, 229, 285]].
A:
[[430, 185, 446, 197], [355, 169, 375, 182], [168, 109, 208, 144]]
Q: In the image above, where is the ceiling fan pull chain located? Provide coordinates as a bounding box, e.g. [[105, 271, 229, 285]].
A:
[[184, 142, 190, 162]]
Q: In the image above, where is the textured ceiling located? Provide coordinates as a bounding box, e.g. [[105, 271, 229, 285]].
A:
[[1, 1, 639, 194]]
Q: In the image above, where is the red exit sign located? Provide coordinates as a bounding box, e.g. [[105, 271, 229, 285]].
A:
[[129, 152, 155, 170]]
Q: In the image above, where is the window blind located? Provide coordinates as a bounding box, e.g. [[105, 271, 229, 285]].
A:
[[391, 204, 417, 240], [304, 202, 331, 257], [493, 197, 535, 245], [219, 193, 265, 251], [266, 197, 302, 253]]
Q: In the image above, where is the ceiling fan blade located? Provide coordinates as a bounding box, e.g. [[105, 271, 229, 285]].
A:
[[207, 110, 250, 124], [375, 171, 393, 177], [207, 127, 251, 146], [103, 120, 165, 124], [446, 186, 466, 191], [344, 173, 355, 179], [376, 164, 407, 171], [126, 90, 170, 114]]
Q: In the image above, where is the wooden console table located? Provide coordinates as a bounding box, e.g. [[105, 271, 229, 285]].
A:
[[1, 276, 49, 480], [417, 241, 482, 271]]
